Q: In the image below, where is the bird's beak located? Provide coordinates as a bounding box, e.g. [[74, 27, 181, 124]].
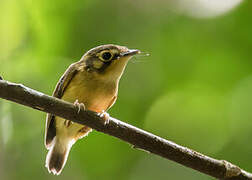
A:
[[120, 49, 140, 57]]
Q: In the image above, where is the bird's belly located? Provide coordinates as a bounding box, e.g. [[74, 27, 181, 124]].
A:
[[62, 81, 116, 112], [56, 83, 115, 140]]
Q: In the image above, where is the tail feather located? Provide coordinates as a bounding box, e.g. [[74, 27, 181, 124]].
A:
[[45, 138, 72, 175]]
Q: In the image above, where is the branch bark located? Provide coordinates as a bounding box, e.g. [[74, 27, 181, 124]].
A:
[[0, 79, 251, 180]]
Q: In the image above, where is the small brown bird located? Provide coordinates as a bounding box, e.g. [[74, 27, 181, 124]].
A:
[[44, 44, 140, 175]]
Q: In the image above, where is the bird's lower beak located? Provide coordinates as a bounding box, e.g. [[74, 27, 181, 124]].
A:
[[120, 49, 140, 57]]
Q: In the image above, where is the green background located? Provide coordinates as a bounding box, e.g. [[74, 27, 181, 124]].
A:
[[0, 0, 252, 179]]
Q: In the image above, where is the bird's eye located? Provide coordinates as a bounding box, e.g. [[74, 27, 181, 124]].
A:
[[101, 51, 112, 61]]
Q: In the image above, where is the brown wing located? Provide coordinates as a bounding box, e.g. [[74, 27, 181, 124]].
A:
[[45, 63, 79, 149]]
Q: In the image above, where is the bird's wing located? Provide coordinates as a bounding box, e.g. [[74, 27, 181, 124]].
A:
[[45, 63, 79, 149]]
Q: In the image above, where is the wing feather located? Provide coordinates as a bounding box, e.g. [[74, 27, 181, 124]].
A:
[[45, 63, 79, 149]]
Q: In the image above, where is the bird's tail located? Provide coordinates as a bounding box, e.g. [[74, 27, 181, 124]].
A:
[[45, 137, 73, 175]]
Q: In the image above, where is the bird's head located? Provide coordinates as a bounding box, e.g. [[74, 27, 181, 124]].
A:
[[81, 44, 140, 80]]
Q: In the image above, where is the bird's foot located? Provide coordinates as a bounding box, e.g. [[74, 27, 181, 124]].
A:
[[97, 110, 110, 125], [64, 120, 73, 127], [74, 99, 85, 113], [65, 100, 85, 127]]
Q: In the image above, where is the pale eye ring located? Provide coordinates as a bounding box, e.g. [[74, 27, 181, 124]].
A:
[[101, 51, 112, 61]]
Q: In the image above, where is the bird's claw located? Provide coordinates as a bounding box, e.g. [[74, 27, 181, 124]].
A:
[[97, 110, 110, 125], [74, 99, 85, 114], [64, 119, 73, 127]]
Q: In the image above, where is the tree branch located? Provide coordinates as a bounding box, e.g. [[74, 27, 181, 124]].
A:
[[0, 79, 251, 180]]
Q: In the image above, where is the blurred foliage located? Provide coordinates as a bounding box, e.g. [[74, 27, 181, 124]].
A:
[[0, 0, 252, 179]]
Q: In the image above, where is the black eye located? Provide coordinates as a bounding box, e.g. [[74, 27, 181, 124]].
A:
[[101, 52, 112, 61]]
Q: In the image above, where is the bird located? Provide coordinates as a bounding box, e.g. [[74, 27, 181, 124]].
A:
[[44, 44, 140, 175]]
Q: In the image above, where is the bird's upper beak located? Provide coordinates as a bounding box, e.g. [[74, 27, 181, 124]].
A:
[[120, 49, 140, 57]]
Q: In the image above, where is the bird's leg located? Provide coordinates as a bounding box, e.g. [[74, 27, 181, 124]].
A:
[[65, 100, 85, 127], [74, 99, 86, 113], [97, 110, 110, 125]]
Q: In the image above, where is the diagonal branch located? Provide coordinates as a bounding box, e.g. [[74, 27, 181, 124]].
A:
[[0, 79, 251, 180]]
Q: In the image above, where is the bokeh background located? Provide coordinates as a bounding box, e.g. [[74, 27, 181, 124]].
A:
[[0, 0, 252, 179]]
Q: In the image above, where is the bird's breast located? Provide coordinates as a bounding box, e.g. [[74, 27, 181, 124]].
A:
[[62, 73, 118, 112]]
